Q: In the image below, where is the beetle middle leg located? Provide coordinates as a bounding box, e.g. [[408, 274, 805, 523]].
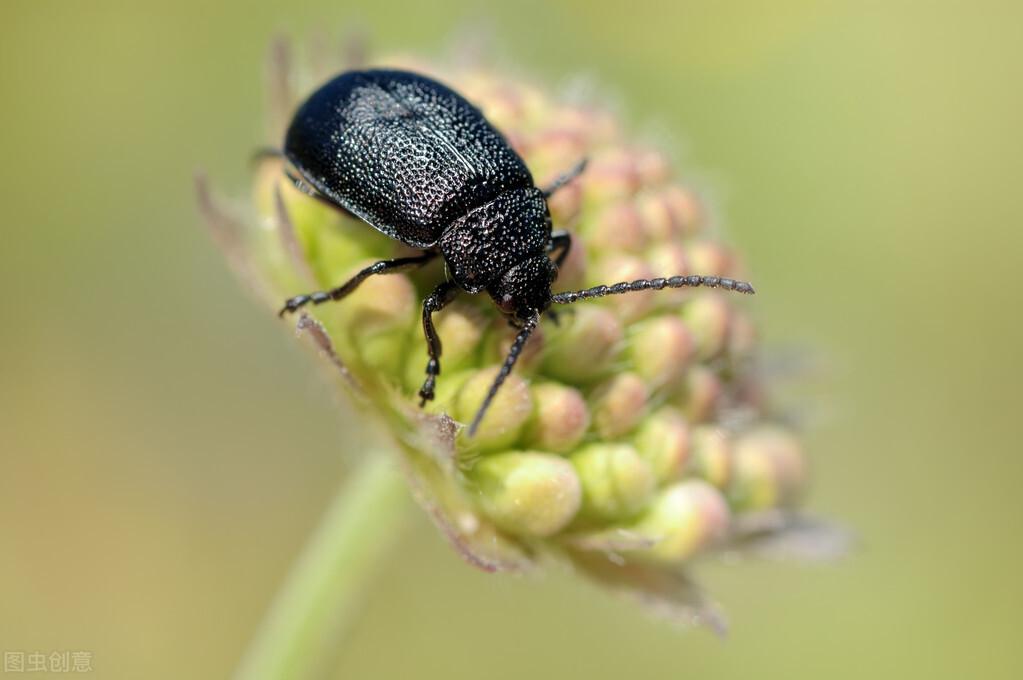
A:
[[278, 252, 437, 316], [418, 280, 460, 406], [548, 230, 573, 268], [545, 230, 573, 326]]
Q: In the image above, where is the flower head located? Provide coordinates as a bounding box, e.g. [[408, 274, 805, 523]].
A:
[[198, 37, 845, 632]]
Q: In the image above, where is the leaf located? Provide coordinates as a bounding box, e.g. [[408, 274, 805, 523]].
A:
[[567, 549, 728, 636], [720, 511, 853, 563]]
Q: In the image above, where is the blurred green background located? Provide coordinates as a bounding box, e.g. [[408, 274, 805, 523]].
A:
[[2, 1, 1021, 678]]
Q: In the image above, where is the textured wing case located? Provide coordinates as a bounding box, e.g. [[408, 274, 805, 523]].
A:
[[284, 70, 534, 248]]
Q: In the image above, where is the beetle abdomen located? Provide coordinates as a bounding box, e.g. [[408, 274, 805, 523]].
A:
[[284, 70, 534, 248]]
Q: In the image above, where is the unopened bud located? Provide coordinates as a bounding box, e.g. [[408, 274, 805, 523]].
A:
[[729, 426, 807, 511], [635, 149, 672, 185], [278, 181, 381, 277], [546, 179, 582, 225], [645, 242, 690, 308], [685, 240, 734, 278], [526, 128, 588, 193], [403, 302, 485, 393], [333, 266, 417, 376], [455, 367, 533, 452], [571, 443, 655, 522], [628, 315, 694, 388], [591, 372, 649, 439], [633, 408, 690, 483], [583, 148, 639, 205], [588, 201, 648, 253], [482, 317, 546, 374], [628, 481, 731, 563], [637, 190, 679, 243], [662, 185, 703, 236], [542, 306, 623, 384], [677, 365, 723, 422], [688, 426, 733, 489], [588, 254, 656, 322], [471, 452, 582, 537], [418, 368, 476, 415], [682, 293, 732, 361], [524, 382, 590, 453], [551, 232, 588, 291]]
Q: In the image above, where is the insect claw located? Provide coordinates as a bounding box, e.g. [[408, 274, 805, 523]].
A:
[[418, 382, 435, 407]]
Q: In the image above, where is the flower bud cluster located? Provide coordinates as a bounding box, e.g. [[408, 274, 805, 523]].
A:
[[204, 42, 835, 626]]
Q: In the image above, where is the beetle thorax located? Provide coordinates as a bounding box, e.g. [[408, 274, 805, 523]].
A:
[[438, 186, 552, 294]]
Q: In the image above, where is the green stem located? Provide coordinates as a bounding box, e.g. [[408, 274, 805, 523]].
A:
[[234, 454, 410, 680]]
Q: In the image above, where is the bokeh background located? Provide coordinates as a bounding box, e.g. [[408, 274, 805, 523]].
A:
[[2, 1, 1021, 678]]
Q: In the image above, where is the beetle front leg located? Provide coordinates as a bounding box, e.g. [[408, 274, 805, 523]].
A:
[[279, 252, 436, 316], [418, 280, 460, 406]]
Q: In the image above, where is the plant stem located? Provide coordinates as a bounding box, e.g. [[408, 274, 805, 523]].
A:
[[234, 454, 410, 680]]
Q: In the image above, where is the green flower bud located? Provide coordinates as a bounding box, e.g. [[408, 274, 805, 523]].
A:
[[591, 372, 649, 439], [662, 185, 703, 236], [541, 306, 623, 384], [627, 481, 731, 563], [454, 367, 533, 452], [635, 149, 672, 186], [678, 364, 723, 422], [403, 301, 485, 393], [332, 264, 417, 376], [681, 293, 732, 361], [418, 368, 476, 416], [633, 408, 690, 484], [588, 254, 656, 322], [729, 426, 807, 511], [524, 382, 590, 453], [637, 190, 679, 243], [685, 240, 733, 278], [688, 426, 733, 489], [526, 129, 588, 191], [481, 317, 546, 374], [278, 181, 384, 277], [588, 201, 648, 253], [628, 315, 694, 388], [571, 443, 655, 522], [645, 242, 691, 308], [471, 452, 582, 537], [582, 147, 639, 205]]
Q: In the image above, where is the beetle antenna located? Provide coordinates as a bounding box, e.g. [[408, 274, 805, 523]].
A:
[[551, 274, 755, 305], [468, 313, 540, 437], [249, 146, 284, 167], [542, 158, 588, 198]]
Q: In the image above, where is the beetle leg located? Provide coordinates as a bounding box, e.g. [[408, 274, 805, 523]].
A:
[[278, 252, 437, 317], [281, 169, 359, 215], [541, 158, 588, 198], [250, 146, 284, 166], [543, 230, 574, 327], [548, 230, 573, 269], [418, 280, 460, 406]]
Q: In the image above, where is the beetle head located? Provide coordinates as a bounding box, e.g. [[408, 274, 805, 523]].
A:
[[487, 255, 557, 323]]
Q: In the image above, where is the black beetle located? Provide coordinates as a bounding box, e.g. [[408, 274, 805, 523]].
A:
[[277, 69, 754, 435]]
